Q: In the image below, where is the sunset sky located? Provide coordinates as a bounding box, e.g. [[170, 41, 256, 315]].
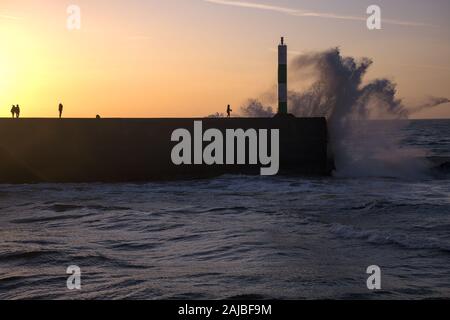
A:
[[1, 0, 449, 118]]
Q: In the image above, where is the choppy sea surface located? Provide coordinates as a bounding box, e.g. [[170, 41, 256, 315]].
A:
[[0, 120, 449, 300]]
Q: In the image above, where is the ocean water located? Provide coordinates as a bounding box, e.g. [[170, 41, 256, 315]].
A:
[[0, 120, 449, 300]]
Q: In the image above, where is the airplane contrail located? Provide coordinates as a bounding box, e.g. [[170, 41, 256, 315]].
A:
[[203, 0, 433, 27]]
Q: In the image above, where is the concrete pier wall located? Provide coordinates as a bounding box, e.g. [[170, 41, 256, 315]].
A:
[[0, 118, 329, 183]]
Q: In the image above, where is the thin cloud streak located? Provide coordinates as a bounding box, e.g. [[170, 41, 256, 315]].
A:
[[203, 0, 432, 27], [128, 35, 152, 41], [204, 0, 298, 14], [0, 13, 21, 20]]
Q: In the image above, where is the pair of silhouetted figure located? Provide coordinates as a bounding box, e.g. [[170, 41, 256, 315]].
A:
[[10, 105, 20, 119], [227, 105, 233, 118]]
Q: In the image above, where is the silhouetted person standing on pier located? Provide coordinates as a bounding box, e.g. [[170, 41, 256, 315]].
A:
[[16, 105, 20, 118], [11, 105, 16, 118], [227, 105, 232, 118], [59, 103, 64, 118]]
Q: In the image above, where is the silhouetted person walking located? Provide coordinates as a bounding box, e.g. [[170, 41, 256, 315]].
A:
[[16, 105, 20, 118], [11, 105, 15, 118], [227, 105, 232, 118], [59, 103, 64, 118]]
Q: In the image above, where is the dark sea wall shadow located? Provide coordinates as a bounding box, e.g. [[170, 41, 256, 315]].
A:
[[0, 118, 329, 183]]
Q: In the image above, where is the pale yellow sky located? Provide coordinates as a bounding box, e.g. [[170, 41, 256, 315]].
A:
[[1, 0, 449, 119]]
